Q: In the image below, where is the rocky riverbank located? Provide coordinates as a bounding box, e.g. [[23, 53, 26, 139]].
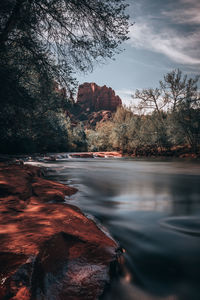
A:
[[0, 163, 120, 299], [68, 152, 122, 159]]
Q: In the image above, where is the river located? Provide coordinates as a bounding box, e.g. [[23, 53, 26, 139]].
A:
[[34, 157, 200, 300]]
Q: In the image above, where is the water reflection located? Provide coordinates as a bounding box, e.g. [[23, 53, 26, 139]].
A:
[[43, 158, 200, 300]]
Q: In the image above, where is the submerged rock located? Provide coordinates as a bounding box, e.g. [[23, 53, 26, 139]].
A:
[[0, 163, 119, 299]]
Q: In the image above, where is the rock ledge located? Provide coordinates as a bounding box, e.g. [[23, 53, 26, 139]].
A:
[[0, 163, 119, 299]]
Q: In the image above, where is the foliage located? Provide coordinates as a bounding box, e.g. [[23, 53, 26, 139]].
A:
[[0, 61, 71, 153], [132, 69, 200, 152], [0, 0, 129, 90], [87, 70, 200, 155], [67, 120, 88, 152], [0, 0, 129, 154], [86, 122, 114, 151]]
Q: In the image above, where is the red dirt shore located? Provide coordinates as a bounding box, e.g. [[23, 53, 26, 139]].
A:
[[0, 163, 119, 300], [69, 152, 122, 158]]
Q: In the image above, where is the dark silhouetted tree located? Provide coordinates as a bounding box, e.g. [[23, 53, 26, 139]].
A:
[[0, 0, 130, 153]]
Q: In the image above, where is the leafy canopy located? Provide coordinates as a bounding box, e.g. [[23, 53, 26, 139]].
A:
[[0, 0, 129, 90], [0, 0, 129, 153]]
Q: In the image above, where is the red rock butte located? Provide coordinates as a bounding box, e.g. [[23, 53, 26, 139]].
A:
[[77, 82, 122, 112]]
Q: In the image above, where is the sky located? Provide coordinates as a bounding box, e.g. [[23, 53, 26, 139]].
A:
[[77, 0, 200, 105]]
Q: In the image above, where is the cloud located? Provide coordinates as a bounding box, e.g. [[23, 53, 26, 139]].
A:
[[162, 0, 200, 25], [128, 21, 200, 66], [116, 89, 133, 96], [116, 89, 133, 105], [126, 0, 200, 67]]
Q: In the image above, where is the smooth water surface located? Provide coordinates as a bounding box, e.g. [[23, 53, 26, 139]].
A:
[[36, 157, 200, 300]]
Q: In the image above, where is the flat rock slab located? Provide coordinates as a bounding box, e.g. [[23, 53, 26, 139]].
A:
[[69, 153, 94, 158], [93, 152, 122, 158], [0, 164, 119, 300], [69, 152, 122, 159]]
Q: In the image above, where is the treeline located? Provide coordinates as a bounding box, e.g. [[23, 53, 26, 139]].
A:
[[0, 0, 129, 154], [0, 59, 88, 153], [87, 69, 200, 156]]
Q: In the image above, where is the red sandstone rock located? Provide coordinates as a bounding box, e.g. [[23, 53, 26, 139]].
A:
[[69, 152, 122, 158], [77, 83, 122, 113], [0, 164, 119, 299], [32, 177, 77, 202], [87, 110, 112, 127], [94, 152, 122, 158], [69, 83, 122, 128]]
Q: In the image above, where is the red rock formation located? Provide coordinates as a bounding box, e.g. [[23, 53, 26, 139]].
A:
[[87, 110, 112, 127], [0, 163, 119, 300], [77, 82, 122, 113], [69, 152, 122, 158], [94, 152, 122, 158]]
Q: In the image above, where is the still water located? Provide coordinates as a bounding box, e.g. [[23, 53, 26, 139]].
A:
[[40, 157, 200, 300]]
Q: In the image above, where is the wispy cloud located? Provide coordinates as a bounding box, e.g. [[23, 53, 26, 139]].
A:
[[128, 20, 200, 66], [162, 0, 200, 25], [116, 89, 133, 105], [127, 0, 200, 67], [116, 89, 133, 96]]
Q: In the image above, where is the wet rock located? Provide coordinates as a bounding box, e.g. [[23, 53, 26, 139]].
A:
[[31, 232, 114, 300], [32, 177, 77, 202], [69, 153, 94, 158], [0, 164, 39, 200], [44, 155, 57, 161], [0, 164, 119, 299], [93, 152, 122, 158]]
